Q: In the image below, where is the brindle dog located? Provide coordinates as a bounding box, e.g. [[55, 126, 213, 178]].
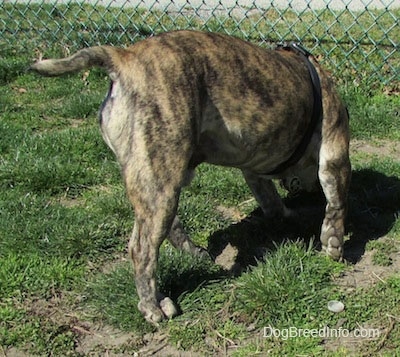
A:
[[31, 30, 351, 324]]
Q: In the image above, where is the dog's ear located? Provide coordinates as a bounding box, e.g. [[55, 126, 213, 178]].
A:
[[30, 46, 121, 77]]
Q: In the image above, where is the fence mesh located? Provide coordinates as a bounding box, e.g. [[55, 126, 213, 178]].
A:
[[1, 0, 399, 85]]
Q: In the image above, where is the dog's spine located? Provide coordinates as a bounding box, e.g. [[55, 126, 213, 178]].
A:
[[30, 46, 118, 76]]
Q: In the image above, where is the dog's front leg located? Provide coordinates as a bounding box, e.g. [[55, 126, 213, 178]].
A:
[[168, 216, 209, 258], [317, 76, 351, 261], [242, 171, 294, 219], [318, 105, 351, 261], [318, 153, 351, 261]]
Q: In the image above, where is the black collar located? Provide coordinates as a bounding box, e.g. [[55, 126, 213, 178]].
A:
[[266, 43, 322, 175]]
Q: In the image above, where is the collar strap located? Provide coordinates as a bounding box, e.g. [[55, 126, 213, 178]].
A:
[[266, 43, 322, 175]]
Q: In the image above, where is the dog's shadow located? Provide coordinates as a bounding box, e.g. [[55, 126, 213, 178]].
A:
[[207, 169, 400, 269], [160, 169, 399, 301]]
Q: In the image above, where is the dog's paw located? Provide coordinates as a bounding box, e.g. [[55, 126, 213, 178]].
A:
[[138, 301, 165, 325], [139, 297, 179, 324], [321, 236, 343, 262]]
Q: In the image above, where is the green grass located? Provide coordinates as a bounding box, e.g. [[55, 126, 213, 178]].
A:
[[342, 85, 400, 140], [1, 4, 400, 356], [234, 242, 344, 326]]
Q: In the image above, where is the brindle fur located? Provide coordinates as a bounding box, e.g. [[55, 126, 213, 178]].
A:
[[31, 30, 351, 324]]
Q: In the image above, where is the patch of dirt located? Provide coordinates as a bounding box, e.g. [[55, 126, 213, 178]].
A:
[[56, 195, 85, 208], [215, 205, 247, 222], [322, 245, 400, 355], [52, 185, 114, 208], [214, 242, 241, 273], [74, 324, 142, 356], [322, 320, 392, 356], [335, 242, 400, 290], [135, 332, 203, 357], [351, 139, 400, 160]]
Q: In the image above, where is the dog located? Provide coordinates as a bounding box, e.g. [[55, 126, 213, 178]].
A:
[[31, 30, 351, 324]]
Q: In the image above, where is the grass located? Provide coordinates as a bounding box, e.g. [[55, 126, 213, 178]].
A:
[[1, 3, 400, 356], [234, 242, 344, 326], [342, 85, 400, 140]]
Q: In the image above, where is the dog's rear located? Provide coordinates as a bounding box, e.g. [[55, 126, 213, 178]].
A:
[[31, 38, 202, 324]]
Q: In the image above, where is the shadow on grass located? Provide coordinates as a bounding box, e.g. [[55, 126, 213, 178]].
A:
[[88, 169, 399, 332], [345, 169, 400, 262], [207, 169, 400, 269]]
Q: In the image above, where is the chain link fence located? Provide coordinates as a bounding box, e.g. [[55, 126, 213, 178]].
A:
[[1, 0, 399, 85]]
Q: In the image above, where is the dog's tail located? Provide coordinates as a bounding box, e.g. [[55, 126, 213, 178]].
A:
[[30, 46, 122, 76]]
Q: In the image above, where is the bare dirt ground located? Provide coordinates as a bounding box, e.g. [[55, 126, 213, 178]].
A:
[[322, 245, 400, 354], [2, 139, 399, 357], [351, 139, 400, 160]]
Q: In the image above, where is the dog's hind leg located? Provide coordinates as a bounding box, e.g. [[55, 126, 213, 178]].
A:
[[122, 111, 197, 323], [125, 169, 182, 324], [128, 217, 179, 324]]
